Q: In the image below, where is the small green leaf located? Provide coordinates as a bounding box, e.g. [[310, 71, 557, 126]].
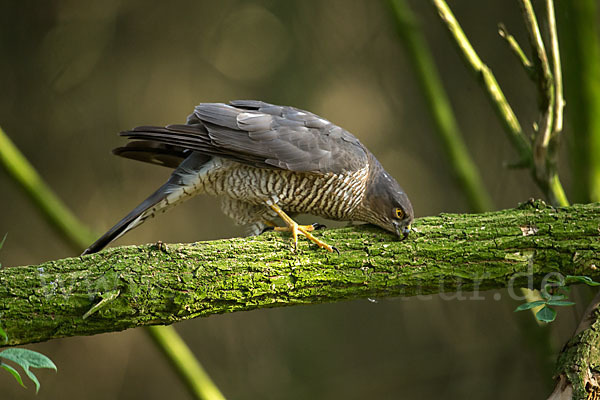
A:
[[514, 300, 547, 312], [0, 348, 57, 393], [1, 362, 25, 388], [535, 306, 557, 323], [565, 275, 600, 286], [546, 299, 576, 307], [0, 326, 7, 344]]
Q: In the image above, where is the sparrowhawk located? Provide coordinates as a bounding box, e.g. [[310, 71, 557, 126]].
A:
[[83, 100, 414, 254]]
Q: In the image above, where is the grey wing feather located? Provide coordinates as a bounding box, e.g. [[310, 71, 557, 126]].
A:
[[120, 100, 368, 174], [113, 141, 189, 168]]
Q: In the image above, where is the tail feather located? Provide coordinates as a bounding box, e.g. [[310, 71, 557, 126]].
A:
[[82, 152, 211, 255], [113, 140, 189, 169], [82, 189, 168, 255]]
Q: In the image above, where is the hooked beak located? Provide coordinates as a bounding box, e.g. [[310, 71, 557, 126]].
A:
[[402, 225, 411, 240], [394, 223, 411, 241]]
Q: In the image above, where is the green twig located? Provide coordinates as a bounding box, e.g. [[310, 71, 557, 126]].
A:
[[0, 127, 96, 252], [0, 127, 226, 400], [147, 326, 226, 400], [431, 0, 569, 207], [518, 0, 554, 175], [430, 0, 531, 166], [497, 23, 534, 78], [519, 0, 554, 120], [516, 0, 568, 207], [386, 0, 493, 212], [556, 0, 600, 203], [548, 172, 568, 208], [546, 0, 564, 137]]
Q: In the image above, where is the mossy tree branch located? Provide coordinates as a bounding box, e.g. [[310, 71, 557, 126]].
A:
[[549, 290, 600, 399], [1, 201, 599, 348]]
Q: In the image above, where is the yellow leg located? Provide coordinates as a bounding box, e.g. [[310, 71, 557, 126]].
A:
[[267, 203, 338, 253]]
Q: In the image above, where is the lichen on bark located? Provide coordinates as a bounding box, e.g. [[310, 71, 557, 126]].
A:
[[1, 200, 599, 348]]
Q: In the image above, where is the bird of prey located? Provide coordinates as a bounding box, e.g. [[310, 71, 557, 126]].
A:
[[82, 100, 413, 255]]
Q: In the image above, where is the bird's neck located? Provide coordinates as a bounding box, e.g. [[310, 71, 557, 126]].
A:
[[350, 154, 388, 226]]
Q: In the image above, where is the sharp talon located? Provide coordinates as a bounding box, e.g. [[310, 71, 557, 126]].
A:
[[260, 226, 274, 234], [332, 246, 340, 255], [312, 223, 327, 230], [268, 202, 337, 253]]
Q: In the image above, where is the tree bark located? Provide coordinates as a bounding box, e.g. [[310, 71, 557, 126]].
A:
[[549, 291, 600, 400], [1, 200, 599, 348]]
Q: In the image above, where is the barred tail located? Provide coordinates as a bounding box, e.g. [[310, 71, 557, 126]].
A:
[[82, 152, 211, 255]]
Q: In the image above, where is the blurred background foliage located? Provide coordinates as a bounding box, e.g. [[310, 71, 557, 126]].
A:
[[0, 1, 597, 398]]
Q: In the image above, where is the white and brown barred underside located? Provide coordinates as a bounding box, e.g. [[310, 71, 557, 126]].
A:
[[140, 156, 370, 229]]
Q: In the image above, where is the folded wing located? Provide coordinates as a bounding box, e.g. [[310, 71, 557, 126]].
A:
[[115, 100, 368, 174]]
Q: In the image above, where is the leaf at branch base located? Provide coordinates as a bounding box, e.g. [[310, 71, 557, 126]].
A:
[[0, 348, 57, 393], [535, 306, 557, 323], [1, 362, 25, 388], [514, 300, 547, 312]]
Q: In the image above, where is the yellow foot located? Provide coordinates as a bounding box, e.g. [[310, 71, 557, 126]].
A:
[[273, 222, 325, 233], [266, 204, 339, 254]]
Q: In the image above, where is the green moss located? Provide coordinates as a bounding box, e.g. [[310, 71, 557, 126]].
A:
[[1, 203, 600, 347]]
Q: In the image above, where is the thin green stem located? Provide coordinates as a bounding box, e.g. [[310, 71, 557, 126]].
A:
[[546, 0, 564, 136], [518, 0, 554, 115], [430, 0, 532, 166], [556, 0, 600, 203], [516, 0, 570, 208], [549, 172, 569, 207], [431, 0, 569, 207], [518, 0, 554, 181], [0, 127, 96, 251], [147, 326, 226, 400], [497, 23, 534, 78], [0, 127, 226, 400], [386, 0, 493, 212]]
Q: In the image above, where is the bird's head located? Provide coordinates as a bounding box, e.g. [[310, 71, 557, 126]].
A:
[[356, 158, 414, 239]]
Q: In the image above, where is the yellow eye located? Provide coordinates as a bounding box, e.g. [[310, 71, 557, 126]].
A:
[[394, 208, 404, 219]]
